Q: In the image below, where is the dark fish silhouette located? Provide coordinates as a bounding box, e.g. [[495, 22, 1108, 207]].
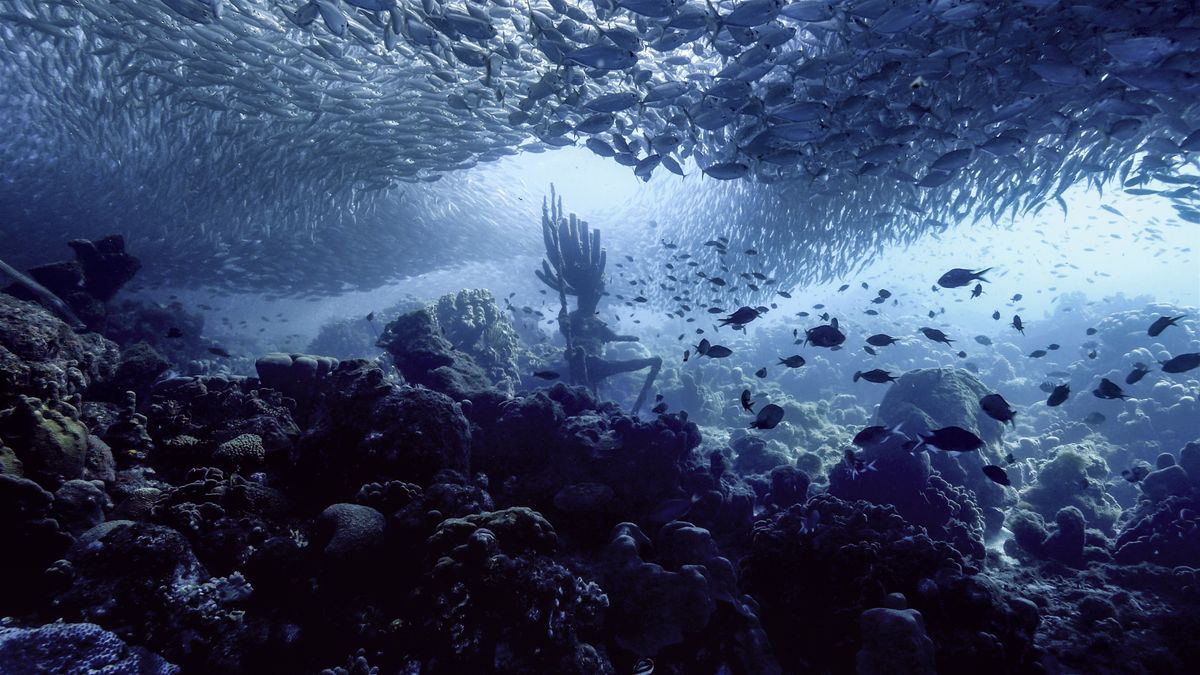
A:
[[918, 426, 984, 453], [937, 267, 991, 288], [533, 370, 560, 380], [1125, 363, 1150, 384], [920, 327, 954, 345], [866, 333, 900, 346], [754, 367, 767, 378], [165, 326, 184, 338], [852, 424, 903, 447], [804, 319, 845, 348], [980, 393, 1016, 425], [1092, 378, 1127, 400], [749, 404, 785, 430], [705, 345, 732, 358], [1011, 315, 1025, 335], [778, 355, 806, 368], [740, 389, 755, 412], [208, 346, 232, 358], [982, 465, 1011, 487], [1047, 384, 1071, 406], [853, 369, 896, 384], [1148, 315, 1185, 337], [1161, 353, 1200, 373], [974, 335, 992, 346], [719, 306, 759, 327]]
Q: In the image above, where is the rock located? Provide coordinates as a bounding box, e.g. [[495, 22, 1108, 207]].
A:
[[296, 361, 472, 497], [0, 294, 119, 405], [316, 503, 386, 566], [766, 465, 810, 510], [57, 520, 208, 647], [1019, 445, 1121, 534], [1078, 595, 1117, 624], [95, 342, 170, 402], [553, 482, 614, 513], [82, 435, 115, 484], [376, 306, 492, 399], [1180, 441, 1200, 488], [1043, 506, 1086, 567], [0, 439, 23, 476], [0, 473, 73, 613], [1142, 464, 1192, 501], [856, 607, 936, 675], [874, 367, 1011, 534], [0, 395, 89, 488], [731, 434, 788, 475], [52, 479, 110, 536], [0, 622, 178, 675], [5, 236, 141, 331], [876, 367, 1003, 449], [254, 352, 338, 420]]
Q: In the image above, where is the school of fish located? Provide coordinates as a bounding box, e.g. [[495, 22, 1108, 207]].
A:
[[2, 0, 1199, 294]]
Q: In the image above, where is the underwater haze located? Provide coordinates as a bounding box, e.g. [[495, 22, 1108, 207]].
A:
[[2, 0, 1200, 673]]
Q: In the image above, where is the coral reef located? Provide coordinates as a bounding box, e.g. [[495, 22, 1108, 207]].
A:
[[3, 294, 1198, 674], [0, 622, 179, 675], [294, 360, 471, 500], [1018, 444, 1122, 534], [741, 494, 1037, 672], [432, 289, 523, 392]]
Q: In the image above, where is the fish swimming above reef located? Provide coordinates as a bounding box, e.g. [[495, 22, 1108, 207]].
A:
[[778, 355, 806, 368], [1148, 315, 1186, 337], [852, 424, 906, 448], [853, 369, 896, 384], [920, 327, 954, 345], [866, 334, 900, 347], [1161, 353, 1200, 373], [980, 393, 1016, 426], [1092, 378, 1128, 400], [981, 465, 1011, 487], [804, 320, 846, 348], [937, 268, 991, 289], [740, 389, 755, 412], [720, 306, 760, 328], [749, 403, 785, 430], [1125, 363, 1151, 385], [916, 426, 985, 454], [1046, 384, 1071, 407]]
